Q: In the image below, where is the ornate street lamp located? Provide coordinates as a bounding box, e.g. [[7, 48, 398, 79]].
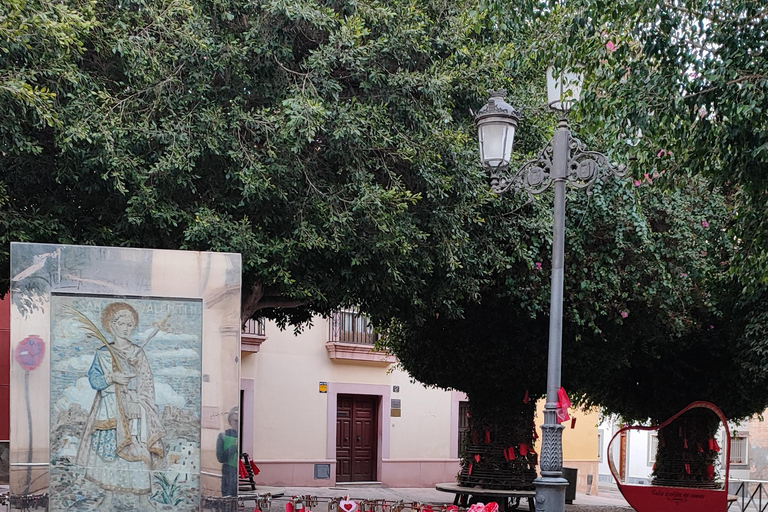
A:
[[475, 70, 626, 512], [475, 91, 519, 170]]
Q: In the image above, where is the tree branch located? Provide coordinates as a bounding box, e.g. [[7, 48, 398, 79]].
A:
[[240, 282, 309, 325], [241, 282, 264, 325], [683, 74, 768, 99], [255, 297, 308, 310]]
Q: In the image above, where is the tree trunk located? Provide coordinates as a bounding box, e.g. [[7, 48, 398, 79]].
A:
[[240, 282, 308, 326], [652, 408, 722, 488], [458, 393, 538, 490]]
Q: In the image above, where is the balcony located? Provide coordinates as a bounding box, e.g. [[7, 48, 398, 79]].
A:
[[329, 310, 378, 345], [325, 310, 396, 364], [241, 318, 266, 353]]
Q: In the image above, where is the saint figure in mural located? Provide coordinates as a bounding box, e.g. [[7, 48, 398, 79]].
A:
[[73, 302, 168, 509]]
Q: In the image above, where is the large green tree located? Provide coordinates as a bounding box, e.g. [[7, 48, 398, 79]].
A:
[[524, 0, 768, 484], [542, 0, 768, 290], [6, 0, 767, 489], [1, 0, 546, 327], [389, 170, 768, 487]]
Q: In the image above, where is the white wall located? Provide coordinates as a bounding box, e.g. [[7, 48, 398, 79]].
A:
[[626, 429, 653, 484], [597, 417, 618, 483], [387, 372, 453, 459], [242, 316, 457, 462], [597, 416, 653, 484]]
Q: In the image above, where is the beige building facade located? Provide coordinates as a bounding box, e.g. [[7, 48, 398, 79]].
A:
[[239, 313, 600, 491]]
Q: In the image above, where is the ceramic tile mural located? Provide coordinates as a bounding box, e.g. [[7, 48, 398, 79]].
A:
[[49, 294, 203, 511], [10, 243, 242, 512]]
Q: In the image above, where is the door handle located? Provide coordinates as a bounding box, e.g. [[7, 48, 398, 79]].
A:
[[345, 437, 349, 442], [356, 436, 361, 442]]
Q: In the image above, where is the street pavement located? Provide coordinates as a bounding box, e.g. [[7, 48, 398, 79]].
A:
[[268, 485, 632, 511], [1, 483, 633, 511]]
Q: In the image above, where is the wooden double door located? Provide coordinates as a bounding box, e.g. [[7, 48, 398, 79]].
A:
[[336, 394, 378, 482]]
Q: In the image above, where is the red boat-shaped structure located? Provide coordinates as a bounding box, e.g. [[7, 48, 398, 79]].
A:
[[607, 401, 731, 512]]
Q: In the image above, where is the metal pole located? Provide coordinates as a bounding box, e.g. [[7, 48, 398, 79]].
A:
[[533, 117, 571, 512]]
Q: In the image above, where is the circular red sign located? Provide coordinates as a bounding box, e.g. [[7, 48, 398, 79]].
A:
[[15, 335, 45, 371]]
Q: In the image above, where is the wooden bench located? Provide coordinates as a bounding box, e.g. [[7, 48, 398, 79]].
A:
[[435, 483, 535, 511]]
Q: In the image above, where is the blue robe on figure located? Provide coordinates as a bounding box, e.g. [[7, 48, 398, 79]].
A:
[[76, 344, 166, 494]]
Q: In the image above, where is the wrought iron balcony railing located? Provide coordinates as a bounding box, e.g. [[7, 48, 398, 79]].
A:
[[329, 310, 378, 345], [242, 318, 265, 337], [241, 318, 266, 353]]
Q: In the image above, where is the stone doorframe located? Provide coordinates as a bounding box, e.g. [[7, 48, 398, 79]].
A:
[[241, 378, 255, 458]]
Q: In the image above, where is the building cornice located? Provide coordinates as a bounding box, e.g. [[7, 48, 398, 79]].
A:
[[325, 342, 396, 364]]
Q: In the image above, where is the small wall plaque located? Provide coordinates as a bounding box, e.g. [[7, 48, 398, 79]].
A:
[[314, 463, 331, 479], [319, 382, 328, 393]]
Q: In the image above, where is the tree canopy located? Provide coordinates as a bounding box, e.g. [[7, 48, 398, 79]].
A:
[[5, 0, 768, 433], [545, 0, 768, 290], [388, 166, 768, 424], [1, 0, 548, 326]]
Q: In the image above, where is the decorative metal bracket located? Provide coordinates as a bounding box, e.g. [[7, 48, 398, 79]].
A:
[[490, 140, 555, 197], [489, 133, 627, 199], [565, 136, 628, 192]]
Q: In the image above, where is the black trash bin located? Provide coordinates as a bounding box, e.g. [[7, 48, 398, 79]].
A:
[[562, 467, 578, 504]]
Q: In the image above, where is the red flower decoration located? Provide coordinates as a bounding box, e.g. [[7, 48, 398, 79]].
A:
[[15, 335, 45, 371]]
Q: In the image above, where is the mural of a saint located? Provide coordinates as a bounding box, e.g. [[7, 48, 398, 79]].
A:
[[73, 302, 168, 509]]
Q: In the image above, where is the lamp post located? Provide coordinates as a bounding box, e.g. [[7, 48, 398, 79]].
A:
[[475, 71, 626, 512]]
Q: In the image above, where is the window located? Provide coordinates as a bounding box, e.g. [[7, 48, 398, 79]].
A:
[[325, 310, 395, 363], [597, 431, 604, 462], [241, 318, 267, 353], [242, 318, 265, 336], [648, 434, 658, 464], [458, 401, 469, 455], [330, 309, 377, 345], [730, 436, 748, 465]]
